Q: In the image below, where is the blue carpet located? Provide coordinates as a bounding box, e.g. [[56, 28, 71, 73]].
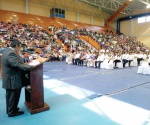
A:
[[0, 80, 119, 125], [111, 85, 150, 110], [60, 67, 150, 94], [43, 62, 150, 110], [0, 62, 150, 125]]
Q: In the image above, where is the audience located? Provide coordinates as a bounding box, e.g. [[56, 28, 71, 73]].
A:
[[0, 21, 150, 70]]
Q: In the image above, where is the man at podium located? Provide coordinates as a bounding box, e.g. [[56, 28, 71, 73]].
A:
[[1, 40, 32, 117]]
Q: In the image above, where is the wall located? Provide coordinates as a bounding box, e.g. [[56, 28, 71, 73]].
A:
[[109, 21, 117, 32], [120, 17, 150, 48], [93, 16, 104, 26], [0, 0, 25, 13], [133, 9, 150, 15], [65, 11, 77, 22], [0, 0, 106, 26], [120, 20, 131, 36], [79, 14, 91, 24], [133, 19, 150, 48], [28, 3, 51, 17]]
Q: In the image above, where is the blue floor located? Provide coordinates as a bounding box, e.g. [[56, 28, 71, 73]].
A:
[[0, 61, 150, 125]]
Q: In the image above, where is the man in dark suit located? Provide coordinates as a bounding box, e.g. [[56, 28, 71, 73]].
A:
[[1, 40, 32, 117]]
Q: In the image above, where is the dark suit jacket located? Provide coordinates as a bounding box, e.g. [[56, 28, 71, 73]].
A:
[[2, 47, 31, 89]]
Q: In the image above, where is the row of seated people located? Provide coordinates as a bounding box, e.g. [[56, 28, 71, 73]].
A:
[[66, 50, 150, 69], [20, 44, 67, 63]]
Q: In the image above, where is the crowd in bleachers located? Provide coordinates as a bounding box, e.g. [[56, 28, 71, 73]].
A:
[[0, 21, 67, 62], [65, 27, 150, 69], [0, 20, 150, 69], [49, 25, 97, 52]]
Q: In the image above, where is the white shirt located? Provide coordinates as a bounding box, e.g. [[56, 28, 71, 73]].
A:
[[114, 55, 122, 60], [122, 54, 129, 60], [128, 54, 134, 60], [137, 54, 143, 58], [97, 54, 105, 61], [75, 53, 80, 59], [86, 54, 92, 59]]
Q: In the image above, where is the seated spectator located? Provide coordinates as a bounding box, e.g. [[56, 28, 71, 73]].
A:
[[113, 53, 122, 68], [95, 52, 105, 68], [24, 52, 30, 63], [122, 52, 129, 67]]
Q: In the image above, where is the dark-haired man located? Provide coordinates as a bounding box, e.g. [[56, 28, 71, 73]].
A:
[[1, 40, 32, 117]]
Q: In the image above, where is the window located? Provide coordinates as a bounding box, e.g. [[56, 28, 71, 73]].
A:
[[50, 8, 65, 18], [138, 17, 145, 23], [146, 16, 150, 22]]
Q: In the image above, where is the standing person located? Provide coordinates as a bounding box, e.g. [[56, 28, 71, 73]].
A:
[[1, 40, 32, 117]]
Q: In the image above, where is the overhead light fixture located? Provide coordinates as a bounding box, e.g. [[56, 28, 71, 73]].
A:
[[139, 0, 150, 8], [147, 4, 150, 8]]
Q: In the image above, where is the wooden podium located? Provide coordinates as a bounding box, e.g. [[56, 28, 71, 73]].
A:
[[0, 54, 2, 78], [24, 58, 50, 114]]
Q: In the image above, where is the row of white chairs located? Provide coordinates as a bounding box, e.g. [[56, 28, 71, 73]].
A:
[[85, 58, 139, 69], [66, 57, 146, 69]]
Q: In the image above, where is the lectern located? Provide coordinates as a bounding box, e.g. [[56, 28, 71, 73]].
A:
[[24, 59, 50, 114], [0, 54, 2, 78]]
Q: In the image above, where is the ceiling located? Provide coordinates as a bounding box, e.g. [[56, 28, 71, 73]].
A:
[[28, 0, 150, 20], [79, 0, 150, 16]]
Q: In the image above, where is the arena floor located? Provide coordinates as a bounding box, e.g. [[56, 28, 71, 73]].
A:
[[0, 61, 150, 125]]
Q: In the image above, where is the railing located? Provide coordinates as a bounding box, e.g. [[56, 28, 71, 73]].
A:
[[78, 33, 99, 52]]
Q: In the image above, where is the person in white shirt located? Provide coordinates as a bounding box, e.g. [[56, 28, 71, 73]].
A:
[[85, 51, 92, 67], [122, 52, 129, 67], [95, 52, 105, 68], [128, 52, 134, 67], [71, 51, 76, 64], [142, 52, 147, 60], [87, 52, 96, 67], [113, 53, 122, 68], [66, 52, 72, 64], [81, 51, 89, 66], [78, 52, 86, 66], [74, 51, 81, 65], [101, 52, 109, 69], [137, 51, 144, 66]]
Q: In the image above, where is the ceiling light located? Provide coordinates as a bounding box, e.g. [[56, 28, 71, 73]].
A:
[[147, 4, 150, 8]]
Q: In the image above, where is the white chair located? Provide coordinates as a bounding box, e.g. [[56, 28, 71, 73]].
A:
[[130, 58, 137, 67], [137, 61, 150, 75], [105, 60, 114, 69], [101, 59, 109, 69], [141, 61, 149, 67], [83, 60, 88, 66], [101, 59, 113, 69]]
